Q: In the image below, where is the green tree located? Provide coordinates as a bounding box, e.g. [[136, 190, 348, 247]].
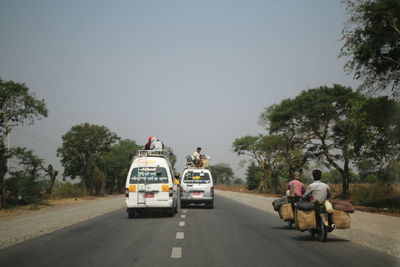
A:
[[260, 98, 311, 178], [101, 139, 140, 194], [352, 96, 400, 182], [233, 135, 285, 193], [233, 135, 268, 192], [57, 123, 119, 195], [245, 162, 261, 190], [0, 78, 47, 208], [341, 0, 400, 97], [209, 163, 234, 184], [293, 85, 364, 198], [6, 147, 45, 205]]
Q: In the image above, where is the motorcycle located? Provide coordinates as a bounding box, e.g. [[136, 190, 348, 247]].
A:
[[309, 201, 334, 242]]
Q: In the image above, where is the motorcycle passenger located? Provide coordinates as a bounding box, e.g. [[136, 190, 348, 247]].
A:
[[287, 171, 305, 197], [303, 169, 334, 231]]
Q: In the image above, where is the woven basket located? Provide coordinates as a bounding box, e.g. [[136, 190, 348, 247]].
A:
[[332, 210, 351, 229], [280, 203, 294, 220], [295, 209, 316, 230]]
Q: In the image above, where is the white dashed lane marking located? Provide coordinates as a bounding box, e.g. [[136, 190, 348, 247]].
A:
[[176, 232, 184, 239], [181, 215, 186, 219], [182, 210, 187, 213], [171, 247, 182, 259], [179, 221, 185, 227]]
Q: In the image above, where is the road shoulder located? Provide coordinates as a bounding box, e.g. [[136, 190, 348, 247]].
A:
[[215, 189, 400, 258]]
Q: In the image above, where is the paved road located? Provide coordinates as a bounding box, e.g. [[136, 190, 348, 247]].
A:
[[0, 196, 398, 267]]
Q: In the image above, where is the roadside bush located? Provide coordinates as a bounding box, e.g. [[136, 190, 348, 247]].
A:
[[52, 182, 84, 198], [351, 183, 400, 210]]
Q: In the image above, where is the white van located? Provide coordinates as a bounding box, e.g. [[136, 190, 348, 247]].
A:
[[180, 168, 214, 208], [125, 150, 178, 218]]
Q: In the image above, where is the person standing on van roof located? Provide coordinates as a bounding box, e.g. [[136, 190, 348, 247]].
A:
[[193, 147, 202, 167], [151, 137, 164, 151], [144, 137, 152, 150], [287, 171, 305, 196]]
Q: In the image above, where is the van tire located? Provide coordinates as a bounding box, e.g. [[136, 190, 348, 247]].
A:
[[174, 204, 178, 214], [180, 201, 186, 208], [208, 201, 214, 209], [128, 209, 135, 218], [167, 207, 174, 217]]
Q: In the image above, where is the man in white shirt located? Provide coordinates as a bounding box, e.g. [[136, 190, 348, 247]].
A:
[[151, 137, 164, 151], [193, 147, 202, 167], [303, 169, 331, 202]]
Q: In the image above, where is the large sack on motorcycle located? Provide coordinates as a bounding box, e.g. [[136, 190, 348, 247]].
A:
[[332, 210, 351, 229], [280, 203, 294, 220], [331, 200, 355, 213], [272, 196, 288, 211], [295, 209, 316, 230], [296, 200, 315, 211]]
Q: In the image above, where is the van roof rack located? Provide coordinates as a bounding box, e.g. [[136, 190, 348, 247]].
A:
[[133, 149, 174, 161], [185, 155, 210, 169]]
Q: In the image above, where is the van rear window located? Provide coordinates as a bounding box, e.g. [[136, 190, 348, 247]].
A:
[[130, 167, 168, 184], [183, 171, 211, 184]]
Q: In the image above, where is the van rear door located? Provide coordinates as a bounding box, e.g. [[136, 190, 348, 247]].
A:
[[130, 167, 170, 205]]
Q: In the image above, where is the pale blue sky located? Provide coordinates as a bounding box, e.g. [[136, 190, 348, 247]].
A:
[[0, 0, 359, 179]]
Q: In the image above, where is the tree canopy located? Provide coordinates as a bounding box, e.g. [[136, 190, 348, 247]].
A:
[[57, 123, 119, 195], [0, 78, 48, 208], [341, 0, 400, 97]]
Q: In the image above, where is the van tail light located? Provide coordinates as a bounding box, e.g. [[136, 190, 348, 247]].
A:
[[169, 187, 173, 197], [125, 188, 129, 197]]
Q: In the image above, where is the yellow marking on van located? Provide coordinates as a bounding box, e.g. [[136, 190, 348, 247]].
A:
[[162, 184, 169, 192], [137, 159, 157, 165], [129, 185, 136, 192], [193, 176, 200, 180]]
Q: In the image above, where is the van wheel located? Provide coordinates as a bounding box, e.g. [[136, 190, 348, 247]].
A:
[[174, 204, 178, 214], [128, 209, 135, 218], [167, 207, 174, 217], [208, 201, 214, 209], [180, 201, 186, 208]]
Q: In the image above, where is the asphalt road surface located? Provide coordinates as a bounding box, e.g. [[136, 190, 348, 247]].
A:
[[0, 196, 398, 267]]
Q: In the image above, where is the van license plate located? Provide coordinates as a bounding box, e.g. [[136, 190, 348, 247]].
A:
[[144, 193, 154, 198], [192, 192, 202, 197]]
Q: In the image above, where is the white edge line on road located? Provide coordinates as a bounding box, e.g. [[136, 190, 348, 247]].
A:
[[182, 210, 187, 213], [181, 215, 186, 218], [179, 221, 185, 227], [171, 247, 182, 258], [176, 232, 184, 239]]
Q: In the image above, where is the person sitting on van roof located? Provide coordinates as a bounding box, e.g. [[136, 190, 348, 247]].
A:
[[144, 137, 152, 150], [193, 147, 202, 167], [151, 137, 164, 151]]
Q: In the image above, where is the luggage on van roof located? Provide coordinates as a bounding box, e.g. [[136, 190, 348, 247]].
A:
[[185, 154, 210, 169]]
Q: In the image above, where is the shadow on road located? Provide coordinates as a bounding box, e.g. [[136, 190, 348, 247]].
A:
[[271, 225, 297, 230], [291, 235, 350, 242], [126, 210, 174, 219]]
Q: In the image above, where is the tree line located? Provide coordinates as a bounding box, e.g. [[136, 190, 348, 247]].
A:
[[0, 78, 143, 209], [232, 0, 400, 199], [233, 85, 400, 198]]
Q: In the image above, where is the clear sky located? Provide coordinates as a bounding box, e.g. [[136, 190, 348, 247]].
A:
[[0, 0, 360, 180]]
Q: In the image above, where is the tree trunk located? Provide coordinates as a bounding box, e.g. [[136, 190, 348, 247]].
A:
[[0, 143, 8, 209], [45, 165, 58, 196], [342, 159, 350, 199]]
